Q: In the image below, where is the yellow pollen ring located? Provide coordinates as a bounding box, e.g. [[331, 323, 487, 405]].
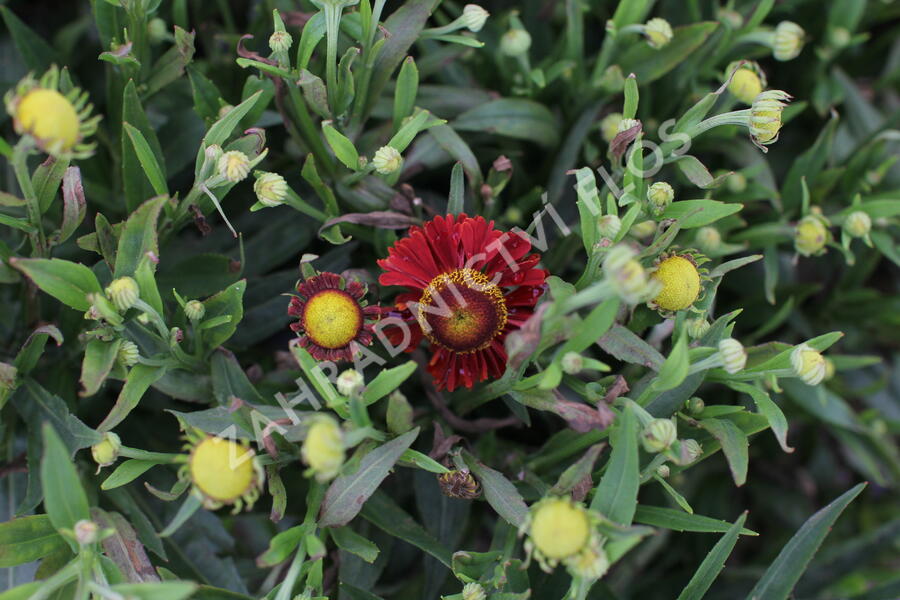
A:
[[15, 88, 80, 151], [652, 255, 701, 311], [302, 289, 363, 349], [417, 268, 508, 354], [189, 437, 255, 503]]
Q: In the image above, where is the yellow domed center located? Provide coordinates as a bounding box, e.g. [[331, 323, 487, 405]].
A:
[[302, 419, 345, 481], [530, 499, 591, 560], [302, 289, 363, 349], [16, 88, 80, 151], [189, 437, 255, 503], [729, 69, 762, 104], [416, 269, 508, 353], [652, 256, 701, 311]]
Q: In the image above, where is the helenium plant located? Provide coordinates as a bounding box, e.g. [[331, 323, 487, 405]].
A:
[[0, 1, 898, 600]]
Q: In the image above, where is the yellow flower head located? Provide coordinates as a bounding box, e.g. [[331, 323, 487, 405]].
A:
[[651, 255, 701, 312], [794, 214, 829, 256], [302, 416, 345, 482], [185, 433, 263, 512], [727, 61, 766, 105], [527, 497, 592, 563], [5, 66, 99, 159]]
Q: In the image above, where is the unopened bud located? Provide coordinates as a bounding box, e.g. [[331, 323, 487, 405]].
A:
[[561, 352, 584, 375], [372, 146, 402, 175], [218, 150, 251, 183], [718, 338, 747, 374], [387, 391, 414, 434], [681, 439, 702, 464], [500, 28, 531, 56], [254, 172, 288, 207], [336, 369, 364, 397], [91, 432, 121, 468], [794, 215, 829, 256], [647, 181, 674, 215], [642, 418, 677, 453], [184, 300, 205, 321], [269, 30, 293, 54], [74, 520, 99, 545], [106, 277, 139, 311], [462, 582, 487, 600], [695, 226, 722, 253], [686, 397, 705, 414], [791, 343, 826, 386], [600, 113, 623, 143], [117, 340, 140, 367], [844, 211, 871, 238], [686, 318, 710, 340], [643, 18, 673, 49], [656, 464, 670, 478], [773, 21, 805, 61], [461, 5, 489, 32]]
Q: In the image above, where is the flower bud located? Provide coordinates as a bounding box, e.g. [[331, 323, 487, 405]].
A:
[[726, 172, 747, 193], [823, 357, 836, 381], [91, 432, 122, 468], [218, 150, 251, 183], [686, 318, 710, 340], [688, 218, 719, 248], [773, 21, 805, 61], [387, 391, 414, 434], [438, 469, 481, 499], [718, 338, 747, 374], [643, 18, 673, 49], [462, 582, 487, 600], [794, 215, 829, 256], [749, 90, 791, 146], [829, 27, 851, 48], [656, 464, 670, 478], [597, 214, 622, 239], [302, 416, 344, 482], [617, 118, 640, 133], [254, 172, 288, 207], [642, 418, 677, 453], [681, 439, 702, 464], [844, 211, 871, 238], [647, 181, 674, 215], [106, 277, 140, 311], [687, 397, 705, 415], [791, 343, 826, 386], [500, 28, 532, 56], [630, 219, 656, 238], [726, 61, 766, 105], [336, 369, 364, 397], [461, 4, 489, 32], [565, 542, 610, 580], [205, 143, 223, 163], [184, 299, 205, 321], [148, 18, 168, 43], [268, 30, 293, 54], [561, 352, 583, 375], [117, 340, 140, 367], [74, 520, 99, 546], [603, 245, 655, 305], [600, 113, 623, 143], [652, 255, 701, 312], [372, 145, 402, 175]]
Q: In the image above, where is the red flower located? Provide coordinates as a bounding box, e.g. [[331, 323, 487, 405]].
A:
[[378, 214, 547, 391], [288, 272, 381, 362]]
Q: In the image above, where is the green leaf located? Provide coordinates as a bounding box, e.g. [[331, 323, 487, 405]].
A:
[[387, 108, 445, 153], [32, 156, 69, 214], [0, 515, 67, 567], [322, 122, 360, 170], [676, 513, 749, 600], [195, 90, 264, 175], [393, 56, 419, 131], [362, 360, 417, 406], [618, 22, 719, 84], [634, 506, 757, 536], [114, 196, 167, 278], [464, 453, 529, 528], [654, 334, 690, 391], [448, 162, 465, 214], [729, 381, 793, 453], [124, 123, 169, 197], [101, 460, 158, 491], [592, 403, 639, 525], [80, 339, 122, 398], [700, 418, 749, 486], [15, 325, 63, 375], [550, 444, 604, 495], [360, 491, 452, 567], [319, 428, 420, 527], [110, 582, 198, 600], [256, 524, 306, 568], [331, 526, 380, 563], [0, 6, 56, 71], [98, 364, 167, 432], [10, 257, 102, 311], [454, 99, 560, 147], [662, 199, 743, 228], [41, 424, 90, 550], [201, 280, 246, 350], [188, 66, 222, 122], [746, 483, 867, 600]]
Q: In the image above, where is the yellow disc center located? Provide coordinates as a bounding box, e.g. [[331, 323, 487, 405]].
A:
[[16, 88, 80, 151], [530, 499, 591, 560], [652, 256, 701, 311], [189, 437, 255, 503], [302, 289, 363, 349]]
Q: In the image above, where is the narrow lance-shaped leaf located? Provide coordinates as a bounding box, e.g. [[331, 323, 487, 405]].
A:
[[677, 513, 749, 600], [592, 403, 640, 524]]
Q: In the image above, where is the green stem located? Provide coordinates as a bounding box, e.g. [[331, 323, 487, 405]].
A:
[[11, 139, 46, 256], [323, 4, 342, 114]]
